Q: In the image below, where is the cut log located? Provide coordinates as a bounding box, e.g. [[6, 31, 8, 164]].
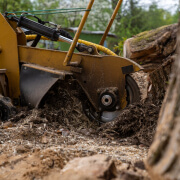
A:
[[145, 21, 180, 180], [124, 24, 177, 72]]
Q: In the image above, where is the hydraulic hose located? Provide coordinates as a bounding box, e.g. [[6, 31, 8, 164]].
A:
[[26, 35, 117, 56], [78, 39, 117, 56], [9, 15, 116, 56]]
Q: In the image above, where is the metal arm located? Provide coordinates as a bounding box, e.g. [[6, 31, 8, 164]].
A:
[[63, 0, 95, 66], [99, 0, 123, 46]]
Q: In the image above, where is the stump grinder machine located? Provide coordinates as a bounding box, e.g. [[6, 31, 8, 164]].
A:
[[0, 0, 142, 122]]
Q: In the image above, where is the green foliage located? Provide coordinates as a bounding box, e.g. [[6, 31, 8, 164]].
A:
[[85, 0, 113, 31], [172, 9, 179, 23], [33, 0, 61, 22], [33, 0, 88, 27], [1, 0, 178, 53], [0, 0, 33, 13], [143, 3, 174, 29], [114, 37, 127, 56], [113, 0, 178, 52]]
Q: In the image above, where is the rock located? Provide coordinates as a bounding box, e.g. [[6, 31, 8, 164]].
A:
[[54, 155, 117, 180]]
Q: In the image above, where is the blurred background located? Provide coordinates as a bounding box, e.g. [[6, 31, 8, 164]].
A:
[[1, 0, 178, 53]]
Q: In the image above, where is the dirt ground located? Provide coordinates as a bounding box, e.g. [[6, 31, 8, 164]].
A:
[[0, 71, 161, 180]]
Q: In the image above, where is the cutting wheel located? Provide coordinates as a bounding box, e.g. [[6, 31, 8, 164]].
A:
[[83, 75, 140, 123]]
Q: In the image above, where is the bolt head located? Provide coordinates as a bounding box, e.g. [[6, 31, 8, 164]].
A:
[[88, 47, 93, 53], [101, 95, 112, 106]]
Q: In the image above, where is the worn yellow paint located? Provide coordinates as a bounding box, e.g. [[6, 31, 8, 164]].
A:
[[63, 0, 95, 66], [18, 46, 141, 110], [0, 12, 142, 111], [0, 14, 20, 99], [99, 0, 123, 46]]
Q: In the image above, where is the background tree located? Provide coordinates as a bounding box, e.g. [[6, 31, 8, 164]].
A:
[[0, 0, 32, 13], [143, 2, 174, 30], [112, 0, 178, 55], [0, 0, 178, 52], [85, 0, 113, 31]]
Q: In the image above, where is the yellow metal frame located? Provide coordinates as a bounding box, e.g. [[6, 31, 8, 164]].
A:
[[0, 14, 20, 99], [99, 0, 123, 46], [63, 0, 95, 66], [18, 45, 141, 110]]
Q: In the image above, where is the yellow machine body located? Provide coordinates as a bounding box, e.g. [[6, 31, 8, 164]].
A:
[[0, 12, 142, 121], [0, 14, 20, 99]]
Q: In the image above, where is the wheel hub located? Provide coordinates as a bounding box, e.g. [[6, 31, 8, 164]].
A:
[[83, 75, 140, 123], [101, 94, 113, 106]]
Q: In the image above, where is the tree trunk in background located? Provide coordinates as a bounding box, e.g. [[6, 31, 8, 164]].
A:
[[145, 21, 180, 180]]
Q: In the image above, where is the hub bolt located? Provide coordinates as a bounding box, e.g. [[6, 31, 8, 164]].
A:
[[101, 95, 112, 106]]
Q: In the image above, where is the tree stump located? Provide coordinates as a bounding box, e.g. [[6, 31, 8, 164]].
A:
[[124, 24, 178, 102], [145, 21, 180, 180], [148, 54, 176, 103], [124, 24, 177, 72]]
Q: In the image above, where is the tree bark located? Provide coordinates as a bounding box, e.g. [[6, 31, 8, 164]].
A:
[[145, 21, 180, 180], [124, 24, 177, 102], [124, 24, 177, 72], [147, 54, 176, 103]]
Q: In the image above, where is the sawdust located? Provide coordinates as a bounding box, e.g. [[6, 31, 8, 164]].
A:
[[0, 110, 149, 179], [98, 102, 160, 146], [39, 80, 99, 130], [0, 73, 161, 180]]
